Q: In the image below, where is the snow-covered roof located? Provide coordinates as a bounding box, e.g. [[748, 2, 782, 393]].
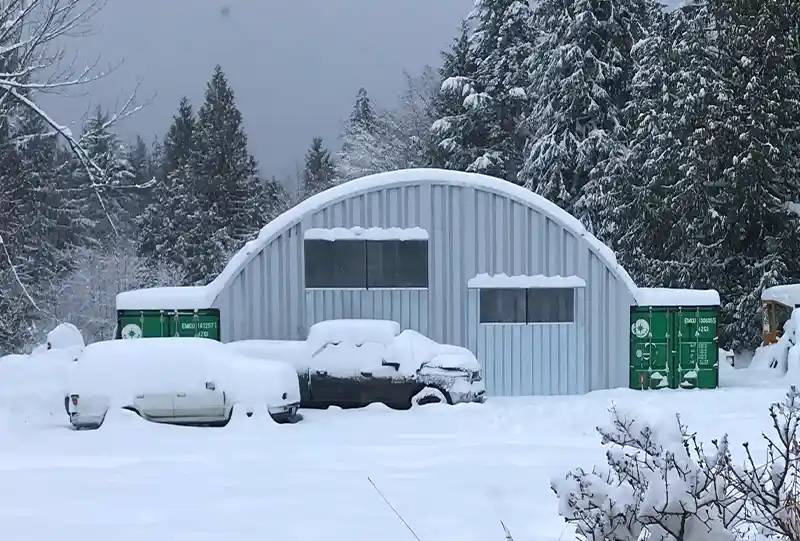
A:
[[208, 169, 640, 303], [304, 226, 429, 241], [467, 273, 586, 289], [637, 287, 720, 307], [116, 286, 212, 311], [762, 284, 800, 307], [116, 169, 641, 310]]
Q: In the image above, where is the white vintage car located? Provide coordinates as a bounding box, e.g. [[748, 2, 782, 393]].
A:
[[65, 337, 302, 429]]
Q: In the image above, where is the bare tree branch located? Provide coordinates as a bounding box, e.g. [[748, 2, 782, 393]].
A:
[[0, 0, 150, 321]]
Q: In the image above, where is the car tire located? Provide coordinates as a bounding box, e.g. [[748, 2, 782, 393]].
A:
[[410, 386, 450, 407]]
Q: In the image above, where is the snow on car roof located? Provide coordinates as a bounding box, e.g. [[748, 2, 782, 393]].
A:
[[80, 336, 224, 360]]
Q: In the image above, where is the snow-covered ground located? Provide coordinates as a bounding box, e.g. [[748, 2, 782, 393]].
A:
[[0, 382, 790, 541]]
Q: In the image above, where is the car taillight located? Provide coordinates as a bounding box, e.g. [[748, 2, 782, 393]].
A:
[[70, 394, 79, 406]]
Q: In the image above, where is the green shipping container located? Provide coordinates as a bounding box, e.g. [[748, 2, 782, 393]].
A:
[[116, 309, 221, 341], [630, 306, 718, 390]]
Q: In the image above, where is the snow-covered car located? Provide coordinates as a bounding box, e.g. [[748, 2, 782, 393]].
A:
[[228, 320, 486, 409], [65, 337, 302, 429]]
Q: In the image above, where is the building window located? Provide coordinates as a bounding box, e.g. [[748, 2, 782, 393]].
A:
[[479, 289, 527, 323], [304, 239, 428, 289], [479, 288, 576, 324], [304, 240, 366, 288], [527, 288, 574, 323], [366, 240, 428, 288]]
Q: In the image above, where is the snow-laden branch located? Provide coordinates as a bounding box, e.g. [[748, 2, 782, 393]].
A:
[[554, 389, 800, 541], [0, 0, 151, 320], [0, 0, 150, 191]]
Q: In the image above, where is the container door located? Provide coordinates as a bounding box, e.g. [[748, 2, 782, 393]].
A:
[[630, 308, 672, 389], [171, 311, 221, 340], [117, 311, 170, 339], [673, 309, 718, 389]]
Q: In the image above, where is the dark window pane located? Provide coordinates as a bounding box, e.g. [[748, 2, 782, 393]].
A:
[[479, 289, 527, 323], [366, 240, 428, 288], [304, 240, 366, 288], [527, 288, 575, 323]]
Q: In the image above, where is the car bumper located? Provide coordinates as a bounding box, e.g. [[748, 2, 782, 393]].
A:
[[450, 388, 486, 404], [68, 411, 106, 429], [267, 401, 302, 423]]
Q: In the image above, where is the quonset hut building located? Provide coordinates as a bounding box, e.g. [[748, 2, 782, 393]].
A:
[[117, 168, 720, 396]]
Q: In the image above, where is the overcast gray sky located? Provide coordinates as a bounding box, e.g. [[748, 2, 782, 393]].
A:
[[44, 0, 474, 183], [45, 0, 680, 184]]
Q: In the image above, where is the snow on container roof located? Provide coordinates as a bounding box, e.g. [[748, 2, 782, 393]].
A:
[[116, 286, 212, 311], [762, 284, 800, 307], [467, 273, 586, 289], [204, 168, 641, 304], [637, 287, 720, 307], [304, 226, 429, 241]]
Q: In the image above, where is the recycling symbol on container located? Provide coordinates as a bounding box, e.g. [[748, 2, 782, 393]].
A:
[[631, 318, 650, 338], [121, 323, 143, 339]]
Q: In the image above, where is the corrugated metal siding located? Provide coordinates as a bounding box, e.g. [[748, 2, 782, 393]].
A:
[[305, 290, 429, 333], [213, 180, 635, 395], [467, 289, 587, 396]]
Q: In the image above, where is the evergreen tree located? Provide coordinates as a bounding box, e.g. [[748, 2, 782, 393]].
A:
[[337, 87, 379, 182], [74, 108, 137, 245], [430, 20, 484, 171], [0, 103, 79, 352], [128, 136, 149, 185], [148, 136, 165, 184], [137, 97, 197, 276], [347, 87, 378, 135], [337, 70, 440, 180], [706, 0, 800, 350], [185, 65, 265, 284], [521, 0, 659, 224], [262, 176, 290, 220], [605, 1, 719, 287], [126, 135, 154, 215], [303, 136, 336, 196], [432, 1, 535, 182]]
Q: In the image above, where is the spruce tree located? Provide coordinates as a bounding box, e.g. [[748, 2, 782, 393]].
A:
[[186, 65, 265, 284], [605, 1, 719, 287], [262, 176, 290, 220], [337, 87, 380, 182], [75, 108, 137, 245], [432, 1, 535, 182], [129, 136, 149, 185], [707, 0, 800, 350], [137, 97, 197, 277], [430, 20, 484, 171], [0, 103, 78, 351], [521, 0, 659, 223], [303, 136, 336, 196]]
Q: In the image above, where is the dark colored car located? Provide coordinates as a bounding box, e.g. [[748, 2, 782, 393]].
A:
[[228, 320, 486, 410]]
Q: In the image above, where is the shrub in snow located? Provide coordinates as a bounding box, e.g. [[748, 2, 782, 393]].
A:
[[552, 387, 800, 541], [725, 388, 800, 541], [552, 405, 739, 541]]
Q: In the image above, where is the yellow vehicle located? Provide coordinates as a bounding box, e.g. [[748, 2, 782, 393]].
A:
[[761, 285, 800, 344]]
